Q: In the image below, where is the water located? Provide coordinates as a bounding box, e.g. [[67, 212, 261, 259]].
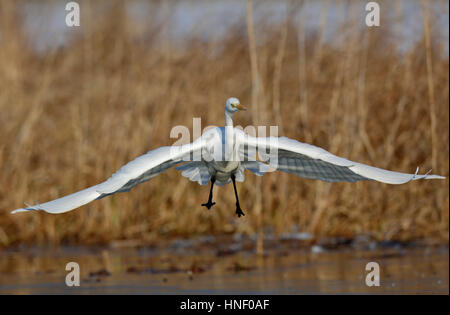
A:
[[0, 243, 447, 294]]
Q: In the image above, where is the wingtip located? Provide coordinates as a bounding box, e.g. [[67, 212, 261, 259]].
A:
[[411, 167, 446, 181], [11, 208, 30, 214], [426, 175, 446, 180], [11, 202, 43, 214], [423, 169, 446, 180]]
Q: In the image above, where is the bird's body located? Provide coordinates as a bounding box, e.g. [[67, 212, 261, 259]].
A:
[[12, 97, 445, 216], [208, 159, 240, 184], [200, 126, 242, 185]]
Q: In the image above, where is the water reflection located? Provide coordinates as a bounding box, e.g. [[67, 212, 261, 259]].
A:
[[0, 244, 448, 294]]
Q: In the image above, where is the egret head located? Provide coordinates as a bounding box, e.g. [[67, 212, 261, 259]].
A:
[[225, 97, 247, 113]]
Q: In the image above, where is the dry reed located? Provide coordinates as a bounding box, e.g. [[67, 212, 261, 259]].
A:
[[0, 0, 448, 248]]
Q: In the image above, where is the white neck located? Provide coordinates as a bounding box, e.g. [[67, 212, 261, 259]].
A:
[[224, 110, 235, 160], [225, 110, 234, 127]]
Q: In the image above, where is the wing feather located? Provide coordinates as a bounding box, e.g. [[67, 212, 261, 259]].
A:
[[235, 129, 445, 184], [12, 137, 206, 214]]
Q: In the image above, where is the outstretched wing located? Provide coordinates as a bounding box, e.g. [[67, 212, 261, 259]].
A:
[[12, 138, 205, 214], [235, 129, 445, 184]]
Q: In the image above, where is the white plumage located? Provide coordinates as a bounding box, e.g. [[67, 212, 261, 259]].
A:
[[12, 97, 445, 216]]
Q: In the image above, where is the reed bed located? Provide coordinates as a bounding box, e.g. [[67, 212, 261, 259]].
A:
[[0, 0, 448, 247]]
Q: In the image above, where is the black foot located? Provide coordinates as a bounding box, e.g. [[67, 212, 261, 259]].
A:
[[235, 204, 245, 218], [201, 201, 216, 210]]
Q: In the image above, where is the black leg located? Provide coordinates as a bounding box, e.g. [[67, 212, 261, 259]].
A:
[[201, 177, 216, 210], [231, 174, 245, 218]]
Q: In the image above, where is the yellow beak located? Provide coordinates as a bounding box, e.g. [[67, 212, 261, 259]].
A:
[[235, 104, 247, 111]]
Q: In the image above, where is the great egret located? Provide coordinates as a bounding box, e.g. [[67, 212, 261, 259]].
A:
[[12, 97, 445, 217]]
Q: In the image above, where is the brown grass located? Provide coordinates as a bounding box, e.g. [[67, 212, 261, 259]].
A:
[[0, 0, 448, 247]]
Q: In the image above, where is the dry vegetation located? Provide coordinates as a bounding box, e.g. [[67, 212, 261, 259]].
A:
[[0, 0, 448, 247]]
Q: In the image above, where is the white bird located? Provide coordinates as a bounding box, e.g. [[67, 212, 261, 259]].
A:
[[12, 97, 445, 217]]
